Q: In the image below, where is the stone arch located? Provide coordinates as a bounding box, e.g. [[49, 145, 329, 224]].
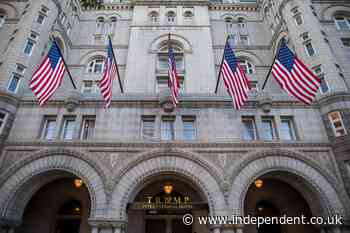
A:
[[0, 150, 108, 222], [51, 30, 68, 59], [80, 50, 107, 66], [110, 155, 226, 220], [0, 2, 19, 19], [149, 34, 193, 54], [320, 5, 350, 21], [234, 51, 264, 66], [228, 150, 348, 218]]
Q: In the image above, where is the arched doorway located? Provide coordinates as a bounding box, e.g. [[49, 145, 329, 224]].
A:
[[244, 174, 319, 233], [127, 174, 209, 233], [15, 176, 91, 233]]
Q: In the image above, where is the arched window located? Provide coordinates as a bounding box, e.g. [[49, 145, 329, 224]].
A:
[[87, 57, 105, 73], [225, 17, 235, 45], [167, 11, 176, 23], [183, 11, 193, 20], [96, 16, 105, 33], [334, 14, 350, 30], [109, 16, 117, 33], [55, 200, 82, 233], [237, 17, 246, 28], [239, 59, 254, 74], [149, 11, 159, 23], [156, 43, 185, 94], [0, 10, 6, 28]]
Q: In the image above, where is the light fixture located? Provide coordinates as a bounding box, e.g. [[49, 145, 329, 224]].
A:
[[74, 207, 81, 213], [163, 183, 173, 195], [254, 179, 263, 189], [74, 178, 83, 188]]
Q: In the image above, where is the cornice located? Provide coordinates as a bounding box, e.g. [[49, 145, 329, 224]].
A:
[[3, 140, 331, 149], [316, 91, 350, 107]]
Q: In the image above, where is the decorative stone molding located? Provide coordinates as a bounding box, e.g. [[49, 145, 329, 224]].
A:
[[158, 89, 175, 113], [65, 91, 81, 112], [228, 155, 349, 218], [0, 150, 108, 221], [258, 91, 272, 113], [110, 155, 226, 220]]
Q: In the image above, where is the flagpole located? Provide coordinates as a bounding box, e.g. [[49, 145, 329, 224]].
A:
[[215, 35, 229, 94], [108, 35, 124, 93], [261, 39, 284, 90], [52, 39, 77, 90]]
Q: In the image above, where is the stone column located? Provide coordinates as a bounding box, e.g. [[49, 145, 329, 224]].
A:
[[235, 224, 244, 233], [210, 224, 222, 233], [89, 219, 127, 233]]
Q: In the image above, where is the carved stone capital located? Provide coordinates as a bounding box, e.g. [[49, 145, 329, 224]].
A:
[[258, 91, 272, 113], [65, 91, 81, 112]]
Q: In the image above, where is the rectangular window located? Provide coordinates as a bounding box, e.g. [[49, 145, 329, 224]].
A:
[[304, 41, 315, 56], [312, 65, 329, 94], [328, 111, 347, 137], [7, 73, 21, 93], [182, 116, 196, 141], [280, 116, 296, 140], [156, 76, 185, 94], [242, 116, 257, 141], [250, 81, 259, 93], [158, 55, 184, 71], [141, 115, 156, 140], [81, 116, 95, 140], [36, 12, 46, 24], [261, 117, 277, 140], [0, 111, 8, 134], [41, 116, 57, 140], [24, 32, 38, 55], [161, 116, 175, 141], [341, 38, 350, 47], [228, 34, 236, 47], [81, 80, 99, 94], [335, 17, 350, 30], [61, 117, 76, 140]]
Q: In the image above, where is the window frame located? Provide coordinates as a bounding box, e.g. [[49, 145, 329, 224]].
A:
[[241, 116, 257, 141], [334, 16, 350, 30], [280, 116, 297, 141], [328, 111, 347, 137], [260, 116, 278, 141], [87, 58, 105, 74], [182, 116, 196, 141], [80, 116, 96, 140], [0, 110, 8, 134], [7, 73, 22, 94], [41, 116, 57, 140], [161, 116, 175, 141], [141, 115, 156, 140], [61, 116, 76, 140]]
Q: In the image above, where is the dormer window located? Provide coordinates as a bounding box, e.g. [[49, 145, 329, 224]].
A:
[[237, 17, 246, 28], [183, 11, 193, 21]]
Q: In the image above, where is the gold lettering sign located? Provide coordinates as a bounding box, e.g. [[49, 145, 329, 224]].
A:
[[132, 196, 193, 210]]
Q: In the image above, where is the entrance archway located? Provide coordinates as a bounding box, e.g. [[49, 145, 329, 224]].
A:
[[15, 176, 91, 233], [244, 176, 318, 233], [127, 174, 209, 233]]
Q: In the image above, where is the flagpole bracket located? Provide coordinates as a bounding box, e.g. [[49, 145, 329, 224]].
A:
[[158, 89, 175, 113], [258, 91, 273, 113]]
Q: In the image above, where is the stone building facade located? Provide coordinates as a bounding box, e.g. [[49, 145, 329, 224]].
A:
[[0, 0, 349, 233]]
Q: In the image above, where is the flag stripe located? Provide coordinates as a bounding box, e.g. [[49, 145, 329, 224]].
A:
[[271, 39, 321, 105], [30, 42, 66, 106], [220, 40, 251, 109]]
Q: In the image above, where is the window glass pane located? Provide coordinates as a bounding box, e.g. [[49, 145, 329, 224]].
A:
[[261, 119, 274, 140], [183, 119, 196, 140], [161, 119, 174, 140], [336, 20, 349, 30], [305, 42, 315, 56], [142, 117, 155, 139], [82, 119, 95, 140], [62, 119, 75, 140], [8, 75, 20, 93], [320, 78, 329, 94], [280, 119, 295, 140], [242, 118, 255, 140], [24, 40, 34, 54], [43, 119, 56, 140]]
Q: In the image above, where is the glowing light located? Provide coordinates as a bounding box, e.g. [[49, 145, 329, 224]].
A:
[[254, 179, 263, 189], [74, 179, 83, 188], [163, 183, 173, 195]]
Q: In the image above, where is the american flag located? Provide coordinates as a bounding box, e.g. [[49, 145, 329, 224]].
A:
[[220, 39, 251, 109], [99, 37, 119, 108], [271, 39, 321, 105], [168, 46, 180, 106], [29, 41, 66, 106]]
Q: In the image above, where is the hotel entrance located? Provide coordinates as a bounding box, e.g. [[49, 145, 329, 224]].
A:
[[127, 175, 209, 233]]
